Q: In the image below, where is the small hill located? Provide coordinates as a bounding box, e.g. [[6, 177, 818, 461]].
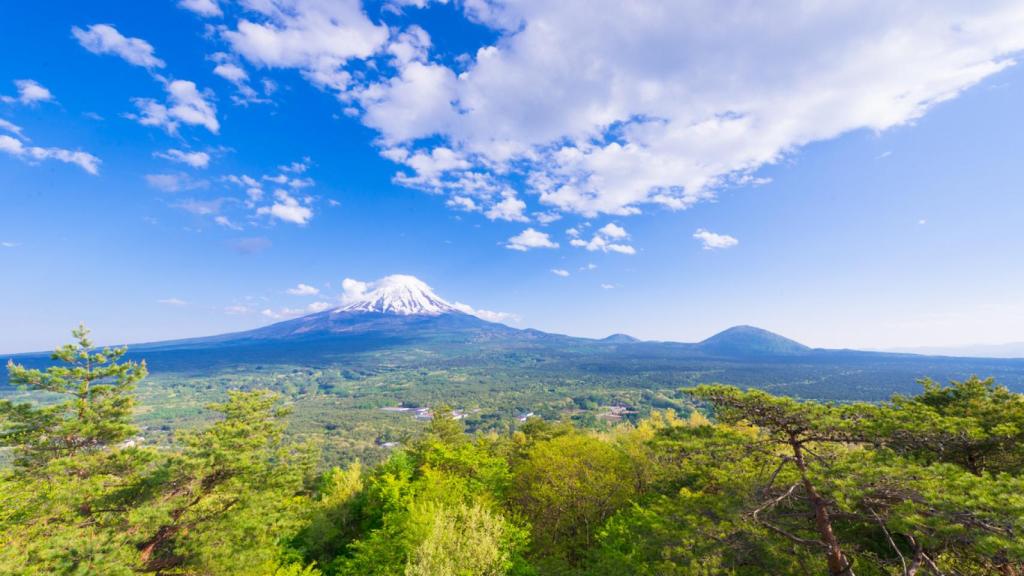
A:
[[601, 333, 640, 343], [696, 325, 810, 357]]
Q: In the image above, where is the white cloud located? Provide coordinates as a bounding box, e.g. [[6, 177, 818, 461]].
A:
[[72, 24, 165, 69], [214, 60, 248, 84], [597, 223, 628, 239], [214, 215, 242, 230], [918, 218, 928, 225], [210, 52, 269, 105], [451, 301, 519, 324], [0, 134, 100, 175], [287, 283, 320, 295], [340, 278, 369, 303], [570, 223, 636, 254], [360, 61, 458, 142], [261, 307, 307, 319], [2, 80, 54, 105], [225, 304, 250, 314], [179, 0, 222, 17], [350, 1, 1024, 220], [600, 283, 615, 289], [1, 241, 20, 248], [131, 80, 219, 134], [223, 0, 389, 92], [280, 160, 310, 173], [225, 174, 261, 188], [693, 228, 739, 250], [534, 211, 562, 225], [155, 149, 211, 168], [176, 198, 228, 215], [506, 228, 558, 251], [0, 119, 25, 138], [145, 172, 207, 192], [580, 263, 597, 271], [157, 297, 188, 306], [306, 301, 331, 313], [257, 190, 313, 224], [484, 191, 529, 222], [551, 268, 570, 277], [446, 196, 479, 212]]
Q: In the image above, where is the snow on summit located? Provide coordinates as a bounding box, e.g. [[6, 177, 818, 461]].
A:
[[338, 275, 458, 316]]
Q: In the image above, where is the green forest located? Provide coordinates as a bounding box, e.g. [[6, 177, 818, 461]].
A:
[[3, 327, 1023, 575]]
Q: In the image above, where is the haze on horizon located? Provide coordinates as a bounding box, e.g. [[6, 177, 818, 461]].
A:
[[3, 1, 1024, 354]]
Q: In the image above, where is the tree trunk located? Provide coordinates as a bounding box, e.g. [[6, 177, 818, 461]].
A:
[[791, 440, 854, 576]]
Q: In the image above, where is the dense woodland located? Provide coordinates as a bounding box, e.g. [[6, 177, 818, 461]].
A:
[[2, 327, 1024, 575]]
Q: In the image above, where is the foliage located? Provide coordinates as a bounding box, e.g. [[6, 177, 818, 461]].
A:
[[3, 324, 147, 468], [3, 327, 1024, 575]]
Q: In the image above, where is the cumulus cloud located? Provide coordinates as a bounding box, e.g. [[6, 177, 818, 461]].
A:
[[345, 1, 1024, 220], [72, 24, 165, 69], [693, 228, 739, 250], [131, 80, 219, 134], [0, 134, 100, 175], [155, 148, 211, 168], [569, 223, 635, 254], [340, 278, 369, 303], [1, 80, 55, 105], [222, 0, 389, 92], [179, 0, 222, 17], [506, 228, 558, 251], [287, 283, 320, 295], [484, 191, 529, 222], [256, 189, 314, 224], [446, 196, 479, 212], [551, 268, 570, 277]]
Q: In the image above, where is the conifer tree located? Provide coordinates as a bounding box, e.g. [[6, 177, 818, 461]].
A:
[[3, 324, 147, 468]]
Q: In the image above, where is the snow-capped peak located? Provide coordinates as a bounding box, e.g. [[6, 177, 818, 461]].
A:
[[337, 274, 458, 316]]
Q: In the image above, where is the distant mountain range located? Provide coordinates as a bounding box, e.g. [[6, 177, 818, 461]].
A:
[[5, 275, 1024, 401], [883, 342, 1024, 359]]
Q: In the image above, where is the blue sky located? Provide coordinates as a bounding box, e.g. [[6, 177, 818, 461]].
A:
[[2, 0, 1024, 353]]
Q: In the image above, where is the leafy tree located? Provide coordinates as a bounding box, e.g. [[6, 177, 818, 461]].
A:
[[404, 500, 526, 576], [511, 432, 636, 570]]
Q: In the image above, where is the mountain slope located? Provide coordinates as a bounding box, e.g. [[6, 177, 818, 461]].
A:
[[696, 325, 811, 356]]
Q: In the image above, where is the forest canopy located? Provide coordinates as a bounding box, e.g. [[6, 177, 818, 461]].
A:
[[2, 327, 1023, 575]]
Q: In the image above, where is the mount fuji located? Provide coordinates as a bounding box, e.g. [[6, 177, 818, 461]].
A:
[[125, 275, 555, 355]]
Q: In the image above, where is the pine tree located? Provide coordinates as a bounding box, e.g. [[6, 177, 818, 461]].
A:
[[3, 324, 147, 468]]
